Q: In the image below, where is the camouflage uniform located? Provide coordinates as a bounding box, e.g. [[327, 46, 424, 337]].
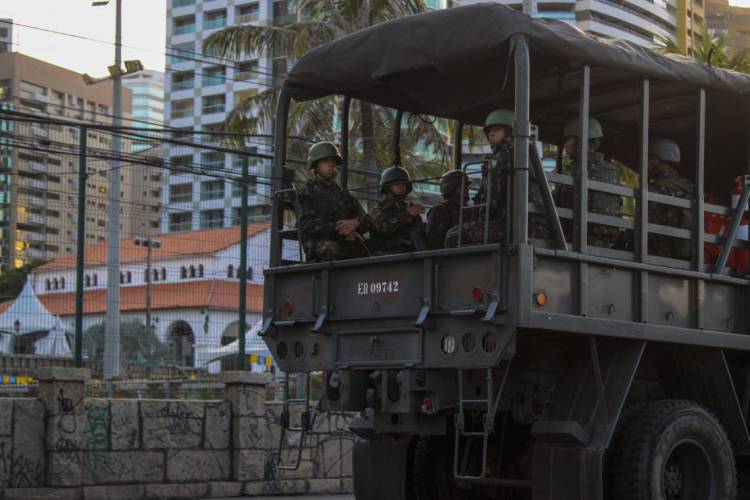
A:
[[369, 198, 425, 254], [556, 152, 622, 247], [444, 141, 550, 248], [297, 179, 371, 261], [648, 167, 694, 260], [426, 198, 463, 250]]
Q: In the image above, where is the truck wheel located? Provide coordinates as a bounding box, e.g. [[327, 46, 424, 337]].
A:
[[413, 436, 474, 500], [608, 399, 737, 500]]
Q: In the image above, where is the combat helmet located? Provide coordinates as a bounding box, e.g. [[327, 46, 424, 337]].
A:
[[562, 117, 604, 140], [379, 165, 413, 194], [307, 141, 343, 170], [483, 109, 515, 133], [649, 138, 681, 163], [440, 170, 469, 197]]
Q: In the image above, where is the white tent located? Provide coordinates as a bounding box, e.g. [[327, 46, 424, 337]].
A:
[[0, 279, 66, 354], [34, 317, 72, 358], [197, 319, 274, 370]]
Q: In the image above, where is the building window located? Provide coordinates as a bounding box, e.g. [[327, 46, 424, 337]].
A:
[[200, 180, 224, 200], [200, 209, 224, 229], [169, 212, 192, 232], [236, 3, 259, 23], [153, 269, 159, 282], [85, 275, 91, 287], [198, 264, 204, 278], [202, 94, 225, 115], [45, 279, 51, 291], [173, 15, 196, 35], [171, 155, 193, 167], [203, 9, 227, 30], [173, 0, 195, 7], [172, 71, 194, 91], [190, 265, 196, 278], [203, 66, 225, 87], [161, 268, 166, 281], [120, 272, 125, 284], [236, 60, 258, 80], [127, 271, 132, 283], [201, 152, 224, 170], [60, 278, 65, 289], [171, 98, 193, 119], [92, 274, 98, 286], [180, 266, 187, 279], [169, 42, 195, 64], [227, 265, 234, 278], [247, 267, 253, 280], [169, 183, 193, 203]]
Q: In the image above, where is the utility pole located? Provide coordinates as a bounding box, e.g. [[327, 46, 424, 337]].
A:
[[104, 0, 123, 378], [134, 237, 161, 337]]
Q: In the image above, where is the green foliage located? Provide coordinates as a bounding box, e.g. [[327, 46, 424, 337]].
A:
[[83, 320, 172, 376], [654, 29, 750, 73], [0, 260, 48, 302]]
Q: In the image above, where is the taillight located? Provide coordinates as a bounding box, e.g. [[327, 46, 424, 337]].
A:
[[282, 301, 294, 316], [471, 287, 484, 302]]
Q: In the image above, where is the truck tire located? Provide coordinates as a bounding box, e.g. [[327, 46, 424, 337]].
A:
[[413, 435, 475, 500], [608, 399, 737, 500]]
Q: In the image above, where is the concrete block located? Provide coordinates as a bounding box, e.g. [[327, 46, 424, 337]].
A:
[[5, 487, 83, 500], [308, 478, 343, 494], [11, 399, 45, 488], [0, 435, 10, 487], [110, 400, 139, 451], [36, 367, 90, 382], [47, 415, 86, 451], [223, 385, 266, 417], [243, 479, 307, 496], [342, 477, 354, 492], [142, 416, 202, 449], [314, 437, 344, 478], [204, 402, 230, 450], [275, 458, 313, 480], [139, 400, 204, 419], [0, 398, 13, 435], [83, 485, 144, 500], [342, 437, 354, 476], [82, 451, 164, 485], [144, 482, 210, 499], [232, 449, 267, 481], [47, 451, 82, 486], [208, 481, 243, 497], [83, 400, 109, 450], [166, 449, 230, 482], [232, 416, 275, 450], [220, 371, 271, 386], [38, 381, 85, 416]]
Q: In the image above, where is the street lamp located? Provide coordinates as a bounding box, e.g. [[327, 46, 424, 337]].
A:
[[134, 237, 161, 337]]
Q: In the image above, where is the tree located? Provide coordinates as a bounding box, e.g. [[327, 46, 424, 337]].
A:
[[654, 29, 750, 73], [203, 0, 463, 194], [0, 260, 48, 303], [84, 320, 171, 376]]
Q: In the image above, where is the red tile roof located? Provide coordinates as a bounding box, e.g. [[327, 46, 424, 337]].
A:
[[35, 223, 270, 273], [0, 280, 264, 317]]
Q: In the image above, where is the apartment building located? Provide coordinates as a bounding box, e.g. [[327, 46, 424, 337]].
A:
[[122, 69, 165, 152], [460, 0, 703, 52], [0, 20, 11, 54], [0, 52, 162, 271], [707, 0, 750, 53], [162, 0, 275, 234]]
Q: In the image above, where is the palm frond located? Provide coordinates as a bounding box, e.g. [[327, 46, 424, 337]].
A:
[[202, 22, 334, 61]]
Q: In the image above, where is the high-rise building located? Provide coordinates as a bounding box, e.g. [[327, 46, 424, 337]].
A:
[[122, 70, 165, 152], [459, 0, 703, 52], [0, 53, 162, 271], [707, 0, 750, 54], [162, 0, 274, 233], [0, 20, 12, 54]]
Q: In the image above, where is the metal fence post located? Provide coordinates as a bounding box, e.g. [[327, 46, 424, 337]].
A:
[[237, 156, 249, 370], [74, 127, 87, 367]]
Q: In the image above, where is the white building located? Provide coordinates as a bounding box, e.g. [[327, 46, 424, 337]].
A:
[[163, 0, 277, 233], [15, 223, 288, 370], [0, 20, 12, 54], [122, 70, 165, 152]]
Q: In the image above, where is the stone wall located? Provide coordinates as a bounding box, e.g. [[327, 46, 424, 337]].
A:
[[0, 369, 354, 500]]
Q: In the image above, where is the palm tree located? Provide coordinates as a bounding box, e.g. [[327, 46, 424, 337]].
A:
[[654, 29, 750, 73], [203, 0, 458, 195]]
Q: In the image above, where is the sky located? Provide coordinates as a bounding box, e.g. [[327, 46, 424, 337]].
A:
[[0, 0, 166, 76]]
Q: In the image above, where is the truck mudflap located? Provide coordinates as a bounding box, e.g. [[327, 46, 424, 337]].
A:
[[352, 436, 414, 500]]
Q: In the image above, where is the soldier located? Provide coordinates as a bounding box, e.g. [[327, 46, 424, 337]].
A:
[[444, 109, 549, 247], [369, 166, 427, 254], [297, 141, 371, 262], [556, 118, 622, 248], [426, 170, 470, 250], [648, 138, 694, 260]]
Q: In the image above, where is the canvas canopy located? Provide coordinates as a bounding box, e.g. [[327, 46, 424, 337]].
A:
[[0, 280, 58, 336]]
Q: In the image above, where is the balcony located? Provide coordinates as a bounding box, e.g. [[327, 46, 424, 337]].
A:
[[19, 212, 44, 225]]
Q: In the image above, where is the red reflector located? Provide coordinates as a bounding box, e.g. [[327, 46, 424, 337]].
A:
[[471, 287, 484, 302], [423, 398, 432, 408], [282, 301, 294, 316]]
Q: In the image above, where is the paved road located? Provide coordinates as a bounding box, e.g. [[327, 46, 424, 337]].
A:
[[215, 496, 354, 499]]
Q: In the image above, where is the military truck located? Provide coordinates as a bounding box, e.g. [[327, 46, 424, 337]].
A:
[[260, 4, 750, 499]]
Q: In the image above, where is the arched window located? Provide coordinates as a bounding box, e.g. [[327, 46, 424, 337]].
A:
[[180, 266, 187, 279], [45, 279, 51, 291], [92, 274, 98, 286], [227, 265, 234, 278], [152, 269, 159, 282], [52, 278, 58, 290], [190, 265, 196, 278], [60, 277, 65, 290], [120, 272, 124, 284], [161, 268, 166, 281], [198, 264, 204, 278], [85, 275, 91, 287], [247, 267, 253, 281], [127, 271, 132, 283]]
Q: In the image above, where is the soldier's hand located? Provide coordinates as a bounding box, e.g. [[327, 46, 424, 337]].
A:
[[336, 219, 360, 236], [407, 203, 424, 217]]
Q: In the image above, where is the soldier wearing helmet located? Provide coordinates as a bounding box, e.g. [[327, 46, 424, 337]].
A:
[[297, 141, 371, 261], [556, 117, 622, 248], [369, 165, 426, 254], [426, 170, 470, 249], [648, 138, 694, 260]]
